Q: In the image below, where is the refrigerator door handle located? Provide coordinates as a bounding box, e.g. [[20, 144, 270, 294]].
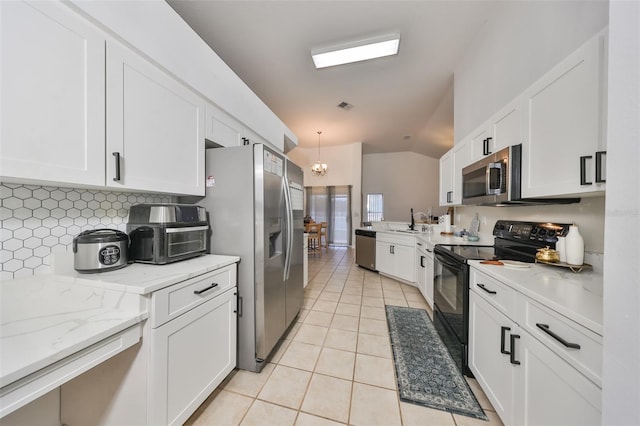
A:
[[283, 176, 293, 281]]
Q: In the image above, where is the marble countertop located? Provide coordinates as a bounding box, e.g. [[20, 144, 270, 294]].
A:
[[1, 254, 240, 393], [52, 253, 241, 295], [0, 274, 147, 388], [469, 260, 603, 335]]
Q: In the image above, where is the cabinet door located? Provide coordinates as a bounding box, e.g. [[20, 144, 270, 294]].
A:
[[468, 291, 516, 425], [1, 0, 105, 186], [150, 287, 237, 426], [469, 124, 492, 162], [522, 32, 607, 198], [205, 103, 243, 147], [451, 141, 472, 205], [424, 252, 434, 309], [416, 248, 426, 298], [491, 98, 524, 153], [106, 42, 205, 196], [513, 331, 601, 426], [394, 243, 415, 283], [439, 150, 454, 206], [375, 241, 394, 275]]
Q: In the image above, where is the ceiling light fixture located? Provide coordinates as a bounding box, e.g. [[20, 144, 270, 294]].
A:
[[311, 131, 328, 176], [311, 33, 400, 69]]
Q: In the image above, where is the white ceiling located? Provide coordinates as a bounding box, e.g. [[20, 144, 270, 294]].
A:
[[167, 1, 500, 158]]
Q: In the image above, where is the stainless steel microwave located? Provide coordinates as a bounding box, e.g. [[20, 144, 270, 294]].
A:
[[461, 144, 580, 206]]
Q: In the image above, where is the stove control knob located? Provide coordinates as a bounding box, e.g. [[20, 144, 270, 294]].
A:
[[531, 227, 538, 235], [547, 229, 556, 237]]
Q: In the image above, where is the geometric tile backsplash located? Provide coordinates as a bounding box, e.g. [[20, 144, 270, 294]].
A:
[[0, 183, 174, 280]]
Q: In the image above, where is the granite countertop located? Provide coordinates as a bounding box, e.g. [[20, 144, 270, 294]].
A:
[[0, 274, 147, 389], [469, 260, 603, 335]]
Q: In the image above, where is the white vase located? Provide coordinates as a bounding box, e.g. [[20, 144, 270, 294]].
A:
[[565, 225, 584, 265], [556, 236, 567, 262]]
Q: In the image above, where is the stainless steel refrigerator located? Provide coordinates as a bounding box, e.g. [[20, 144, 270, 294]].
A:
[[191, 144, 304, 372]]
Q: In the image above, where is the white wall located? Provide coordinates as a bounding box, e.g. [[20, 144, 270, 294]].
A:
[[362, 152, 441, 223], [288, 143, 362, 245], [602, 1, 640, 423], [453, 1, 608, 142]]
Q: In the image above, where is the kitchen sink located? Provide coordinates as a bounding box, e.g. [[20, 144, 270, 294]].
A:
[[387, 229, 421, 234]]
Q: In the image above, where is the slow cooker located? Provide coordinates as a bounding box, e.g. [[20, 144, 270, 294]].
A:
[[73, 229, 129, 273]]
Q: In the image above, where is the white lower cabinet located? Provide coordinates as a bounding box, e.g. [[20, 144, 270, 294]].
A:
[[513, 329, 601, 426], [415, 241, 434, 308], [469, 291, 517, 424], [60, 264, 238, 426], [469, 267, 602, 426], [376, 233, 415, 284], [150, 287, 237, 425]]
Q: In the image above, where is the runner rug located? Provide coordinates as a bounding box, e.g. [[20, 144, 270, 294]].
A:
[[385, 305, 487, 420]]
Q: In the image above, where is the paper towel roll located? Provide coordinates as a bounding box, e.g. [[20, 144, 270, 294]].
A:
[[440, 214, 451, 233]]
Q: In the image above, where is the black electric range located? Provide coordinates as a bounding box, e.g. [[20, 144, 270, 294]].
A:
[[432, 220, 571, 376]]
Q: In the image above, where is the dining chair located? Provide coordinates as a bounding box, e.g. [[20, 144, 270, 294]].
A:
[[306, 223, 321, 255], [319, 222, 328, 252]]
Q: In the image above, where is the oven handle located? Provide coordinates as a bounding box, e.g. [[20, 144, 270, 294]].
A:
[[434, 252, 465, 272], [165, 226, 209, 234]]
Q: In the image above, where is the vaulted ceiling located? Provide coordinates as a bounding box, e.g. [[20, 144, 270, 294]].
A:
[[167, 1, 499, 158]]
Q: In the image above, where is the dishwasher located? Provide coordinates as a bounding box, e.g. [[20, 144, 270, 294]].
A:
[[355, 229, 377, 271]]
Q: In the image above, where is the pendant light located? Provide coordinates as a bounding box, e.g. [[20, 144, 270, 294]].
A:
[[311, 131, 328, 176]]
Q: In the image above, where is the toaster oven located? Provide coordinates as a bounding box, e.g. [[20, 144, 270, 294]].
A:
[[127, 204, 209, 264]]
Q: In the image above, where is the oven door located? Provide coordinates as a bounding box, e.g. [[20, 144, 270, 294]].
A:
[[433, 249, 471, 375]]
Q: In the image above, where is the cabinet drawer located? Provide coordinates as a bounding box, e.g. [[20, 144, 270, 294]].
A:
[[517, 295, 602, 387], [151, 264, 237, 328], [470, 268, 517, 318]]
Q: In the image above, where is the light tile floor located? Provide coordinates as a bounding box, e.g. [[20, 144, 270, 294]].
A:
[[186, 247, 504, 426]]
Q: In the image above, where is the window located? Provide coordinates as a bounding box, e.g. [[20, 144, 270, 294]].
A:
[[366, 193, 383, 222], [305, 186, 352, 246]]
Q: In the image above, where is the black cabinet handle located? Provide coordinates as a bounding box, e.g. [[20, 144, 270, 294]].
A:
[[237, 295, 243, 317], [595, 151, 606, 183], [390, 245, 395, 254], [580, 155, 593, 185], [500, 326, 511, 354], [420, 255, 425, 268], [242, 137, 250, 145], [112, 152, 121, 181], [482, 138, 487, 155], [486, 137, 492, 155], [536, 323, 581, 349], [234, 292, 238, 314], [193, 282, 219, 295], [477, 283, 497, 295], [510, 334, 521, 365]]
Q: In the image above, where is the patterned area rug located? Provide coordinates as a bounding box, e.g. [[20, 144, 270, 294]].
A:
[[385, 305, 487, 420]]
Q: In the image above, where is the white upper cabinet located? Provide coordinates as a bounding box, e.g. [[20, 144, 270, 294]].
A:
[[469, 123, 492, 162], [491, 98, 524, 154], [205, 103, 270, 149], [439, 150, 454, 206], [439, 140, 472, 206], [522, 30, 608, 198], [0, 0, 106, 187], [469, 97, 524, 164], [106, 42, 205, 196], [205, 104, 244, 147]]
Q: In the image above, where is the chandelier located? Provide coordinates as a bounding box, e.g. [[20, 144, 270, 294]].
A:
[[311, 131, 328, 176]]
